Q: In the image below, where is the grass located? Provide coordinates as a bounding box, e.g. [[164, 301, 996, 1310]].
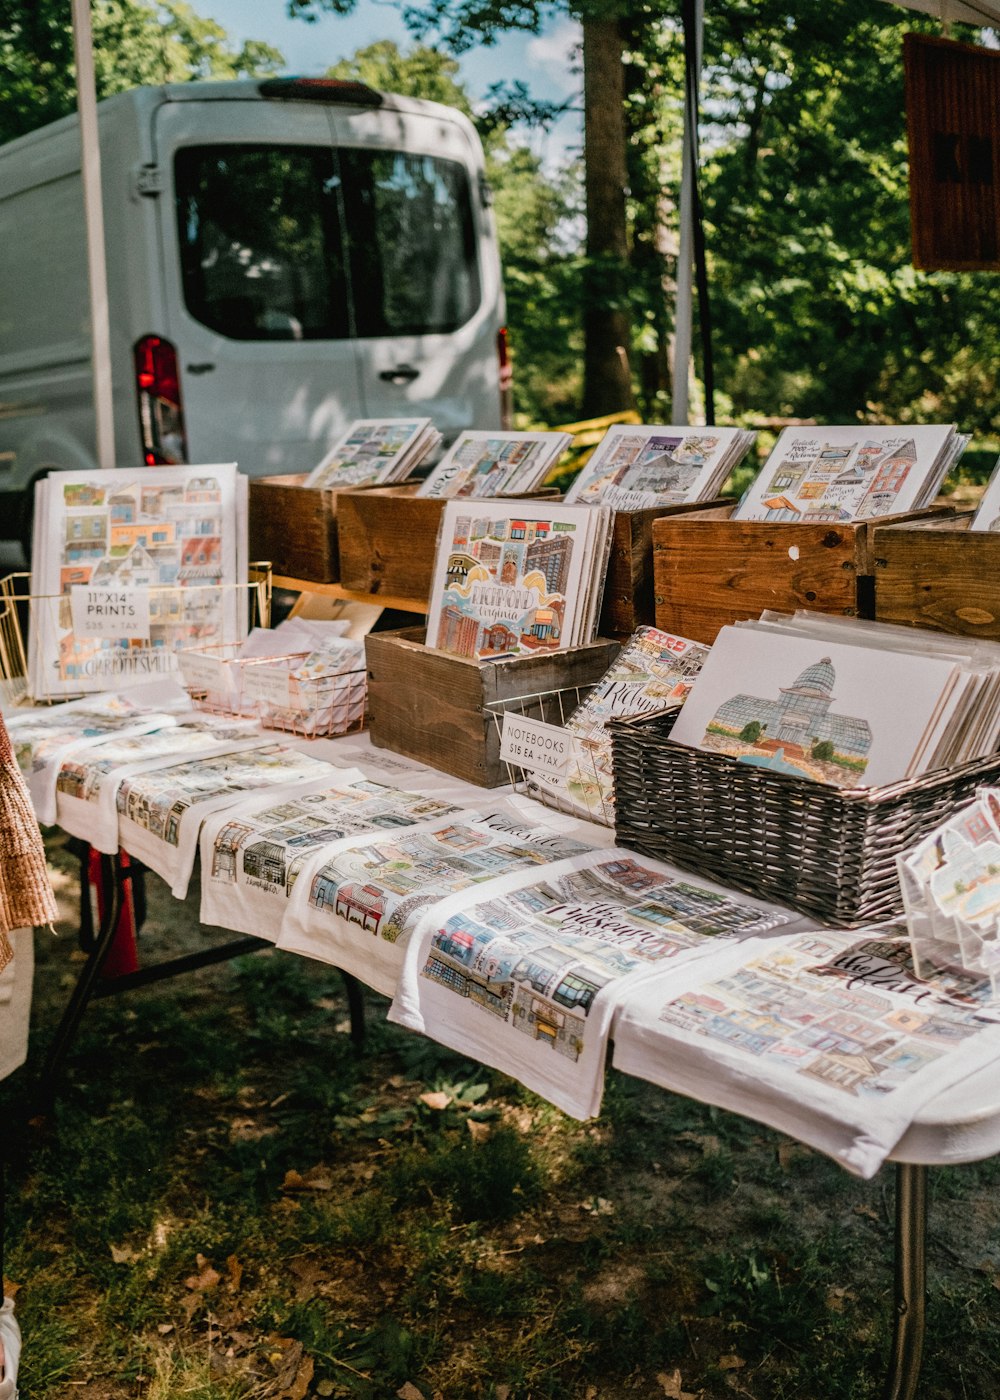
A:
[[4, 840, 1000, 1398]]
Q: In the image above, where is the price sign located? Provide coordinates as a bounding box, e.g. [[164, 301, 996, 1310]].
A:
[[70, 586, 151, 640]]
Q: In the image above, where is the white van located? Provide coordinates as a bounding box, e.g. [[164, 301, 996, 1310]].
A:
[[0, 78, 512, 549]]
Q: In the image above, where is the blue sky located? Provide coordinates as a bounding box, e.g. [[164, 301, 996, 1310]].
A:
[[199, 0, 583, 166]]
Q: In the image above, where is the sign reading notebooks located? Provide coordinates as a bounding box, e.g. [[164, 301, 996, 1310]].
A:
[[905, 33, 1000, 271]]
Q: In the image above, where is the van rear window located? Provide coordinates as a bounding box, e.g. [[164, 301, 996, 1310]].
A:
[[174, 143, 481, 341]]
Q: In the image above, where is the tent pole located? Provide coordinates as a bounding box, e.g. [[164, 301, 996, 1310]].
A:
[[672, 0, 704, 425], [70, 0, 116, 471]]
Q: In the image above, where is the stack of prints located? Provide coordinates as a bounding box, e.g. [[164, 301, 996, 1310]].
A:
[[733, 423, 967, 524], [29, 463, 247, 701], [565, 424, 756, 511], [304, 418, 440, 490], [526, 626, 710, 823], [970, 457, 1000, 531], [415, 430, 572, 499], [426, 500, 613, 660], [669, 613, 1000, 787], [899, 790, 1000, 995]]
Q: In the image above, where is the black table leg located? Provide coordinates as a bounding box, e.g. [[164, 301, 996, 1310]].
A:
[[36, 851, 123, 1109], [882, 1162, 928, 1400]]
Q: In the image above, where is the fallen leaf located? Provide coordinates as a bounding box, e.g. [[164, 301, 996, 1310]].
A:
[[316, 1384, 335, 1398], [281, 1166, 333, 1192], [494, 1386, 511, 1400], [397, 1384, 424, 1400], [718, 1353, 745, 1370], [657, 1370, 698, 1400], [110, 1242, 143, 1264], [185, 1256, 221, 1291], [419, 1091, 452, 1111], [225, 1255, 243, 1293], [284, 1354, 314, 1400], [579, 1197, 615, 1215], [2, 1279, 19, 1300], [777, 1141, 809, 1171], [157, 1323, 174, 1336], [466, 1118, 491, 1143], [853, 1204, 880, 1223]]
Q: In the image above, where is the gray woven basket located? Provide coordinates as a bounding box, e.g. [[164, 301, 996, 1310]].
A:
[[609, 710, 1000, 927]]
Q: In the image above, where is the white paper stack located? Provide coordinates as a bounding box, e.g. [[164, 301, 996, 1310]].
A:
[[305, 418, 441, 490], [426, 500, 614, 660], [415, 430, 572, 500], [733, 424, 967, 524], [670, 612, 1000, 788], [899, 792, 1000, 997], [565, 425, 756, 511], [969, 457, 1000, 531]]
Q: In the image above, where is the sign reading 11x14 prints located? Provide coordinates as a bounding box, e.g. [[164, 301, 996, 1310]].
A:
[[30, 464, 243, 700]]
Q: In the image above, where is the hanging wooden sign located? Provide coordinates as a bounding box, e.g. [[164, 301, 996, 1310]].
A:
[[904, 32, 1000, 271]]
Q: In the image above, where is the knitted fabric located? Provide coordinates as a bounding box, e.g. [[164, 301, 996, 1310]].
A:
[[0, 713, 57, 965]]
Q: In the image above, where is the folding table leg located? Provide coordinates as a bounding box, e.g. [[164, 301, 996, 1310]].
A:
[[339, 971, 366, 1049], [36, 851, 123, 1109], [882, 1162, 928, 1400]]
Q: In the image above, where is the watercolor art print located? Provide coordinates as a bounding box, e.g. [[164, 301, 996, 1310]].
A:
[[670, 626, 962, 789], [734, 425, 957, 524], [564, 426, 749, 510], [427, 504, 594, 660], [305, 418, 435, 490], [31, 464, 242, 699]]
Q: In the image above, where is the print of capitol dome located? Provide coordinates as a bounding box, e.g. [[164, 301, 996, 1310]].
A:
[[783, 656, 835, 697]]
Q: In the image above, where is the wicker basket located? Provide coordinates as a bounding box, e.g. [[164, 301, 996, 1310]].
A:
[[609, 710, 1000, 927]]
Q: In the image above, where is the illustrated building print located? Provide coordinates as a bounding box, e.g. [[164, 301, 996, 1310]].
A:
[[434, 512, 577, 658], [759, 439, 920, 522], [708, 656, 873, 775]]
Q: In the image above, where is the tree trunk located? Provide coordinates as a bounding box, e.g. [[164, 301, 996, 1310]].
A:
[[581, 17, 634, 418]]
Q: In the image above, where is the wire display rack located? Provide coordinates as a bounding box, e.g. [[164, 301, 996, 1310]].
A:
[[485, 681, 614, 826], [0, 568, 271, 706]]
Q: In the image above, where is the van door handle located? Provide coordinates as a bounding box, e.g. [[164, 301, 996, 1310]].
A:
[[186, 362, 215, 375], [379, 364, 420, 385]]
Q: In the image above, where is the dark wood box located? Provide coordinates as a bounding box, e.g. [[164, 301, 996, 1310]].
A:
[[336, 483, 448, 606], [651, 504, 954, 645], [365, 627, 621, 787], [248, 474, 342, 584], [872, 511, 1000, 638], [599, 498, 732, 639]]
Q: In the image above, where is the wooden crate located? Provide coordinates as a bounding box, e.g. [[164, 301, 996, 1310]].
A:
[[365, 627, 621, 786], [599, 498, 732, 639], [651, 504, 954, 645], [339, 486, 729, 628], [873, 511, 1000, 637], [248, 474, 342, 583], [336, 483, 447, 606]]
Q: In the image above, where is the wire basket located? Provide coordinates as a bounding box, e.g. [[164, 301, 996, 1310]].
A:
[[609, 708, 1000, 926], [0, 568, 271, 706], [176, 640, 302, 716], [179, 641, 368, 739], [485, 682, 614, 825], [255, 665, 368, 740]]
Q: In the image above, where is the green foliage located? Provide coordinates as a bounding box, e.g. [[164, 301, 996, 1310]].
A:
[[739, 719, 763, 743], [811, 738, 835, 762], [0, 0, 284, 144]]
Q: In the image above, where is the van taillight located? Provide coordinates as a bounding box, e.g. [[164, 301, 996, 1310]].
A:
[[133, 335, 188, 465], [497, 326, 514, 429]]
